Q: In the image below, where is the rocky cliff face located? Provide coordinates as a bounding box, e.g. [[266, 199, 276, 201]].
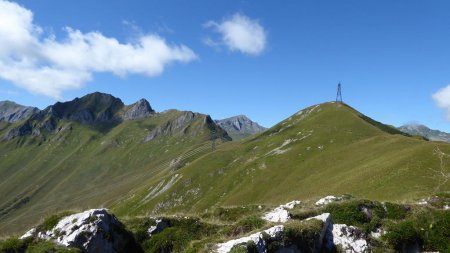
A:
[[399, 123, 450, 143], [144, 111, 231, 142], [2, 93, 157, 140], [38, 92, 125, 124], [216, 115, 266, 140], [122, 99, 155, 120], [0, 101, 39, 123]]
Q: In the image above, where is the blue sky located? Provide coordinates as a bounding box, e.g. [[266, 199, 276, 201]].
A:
[[1, 0, 450, 131]]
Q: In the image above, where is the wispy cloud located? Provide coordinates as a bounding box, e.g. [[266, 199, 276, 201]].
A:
[[0, 0, 197, 99], [204, 13, 267, 56], [433, 85, 450, 120]]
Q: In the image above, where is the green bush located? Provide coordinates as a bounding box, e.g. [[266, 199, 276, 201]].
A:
[[228, 241, 257, 253], [123, 217, 158, 243], [283, 219, 323, 253], [246, 240, 258, 253], [289, 209, 319, 220], [37, 211, 75, 232], [384, 202, 408, 220], [204, 206, 261, 222], [141, 217, 220, 253], [0, 238, 26, 253], [228, 215, 265, 236], [143, 227, 189, 253], [229, 244, 248, 253], [415, 209, 450, 252], [0, 238, 80, 253], [383, 220, 421, 251], [383, 209, 450, 252], [323, 199, 386, 232], [26, 241, 81, 253]]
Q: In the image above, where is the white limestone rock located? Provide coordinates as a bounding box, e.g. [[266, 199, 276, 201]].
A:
[[262, 200, 301, 223], [315, 196, 342, 206], [307, 213, 333, 251], [20, 228, 36, 239], [215, 225, 284, 253], [331, 224, 369, 253], [21, 209, 139, 253], [147, 219, 170, 236]]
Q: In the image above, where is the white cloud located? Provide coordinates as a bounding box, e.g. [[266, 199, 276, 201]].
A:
[[0, 0, 197, 99], [204, 13, 267, 56], [433, 85, 450, 120]]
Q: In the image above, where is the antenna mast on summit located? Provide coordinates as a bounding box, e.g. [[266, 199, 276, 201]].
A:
[[336, 83, 343, 103]]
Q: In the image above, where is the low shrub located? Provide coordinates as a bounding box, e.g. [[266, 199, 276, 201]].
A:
[[203, 206, 261, 222], [143, 227, 190, 253], [26, 241, 81, 253], [0, 238, 80, 253], [227, 215, 265, 237], [140, 217, 220, 253], [383, 220, 421, 251], [289, 209, 319, 220], [383, 208, 450, 252], [0, 237, 27, 253], [229, 244, 248, 253], [283, 219, 323, 253], [37, 211, 75, 232], [323, 199, 385, 233], [384, 202, 409, 220]]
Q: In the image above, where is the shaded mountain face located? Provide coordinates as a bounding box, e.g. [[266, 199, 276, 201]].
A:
[[399, 123, 450, 143], [0, 101, 40, 123], [2, 93, 157, 140], [216, 115, 267, 140], [39, 92, 125, 124], [122, 99, 155, 120]]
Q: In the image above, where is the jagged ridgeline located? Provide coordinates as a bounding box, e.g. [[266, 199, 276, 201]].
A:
[[0, 92, 230, 235]]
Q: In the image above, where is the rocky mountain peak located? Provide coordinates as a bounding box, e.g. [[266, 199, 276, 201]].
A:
[[399, 123, 450, 143], [122, 98, 155, 120], [216, 114, 266, 140], [0, 101, 40, 123], [41, 92, 125, 124]]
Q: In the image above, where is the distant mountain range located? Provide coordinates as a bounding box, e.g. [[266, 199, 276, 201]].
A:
[[216, 115, 267, 140], [0, 96, 266, 141], [398, 123, 450, 143]]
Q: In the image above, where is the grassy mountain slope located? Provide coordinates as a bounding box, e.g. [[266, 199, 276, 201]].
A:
[[0, 107, 229, 236], [113, 102, 450, 217]]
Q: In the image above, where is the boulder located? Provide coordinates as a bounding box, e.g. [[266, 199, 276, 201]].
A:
[[315, 196, 342, 206], [147, 219, 170, 236], [21, 209, 142, 253], [215, 225, 284, 253], [325, 224, 369, 253], [262, 200, 301, 223]]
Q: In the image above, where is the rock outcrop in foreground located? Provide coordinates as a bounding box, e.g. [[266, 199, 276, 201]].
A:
[[216, 199, 370, 253], [21, 209, 142, 253]]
